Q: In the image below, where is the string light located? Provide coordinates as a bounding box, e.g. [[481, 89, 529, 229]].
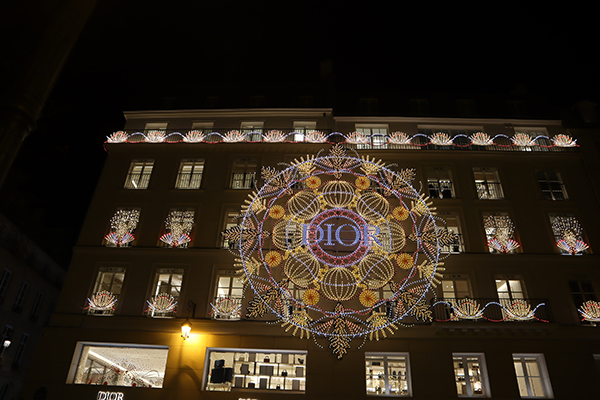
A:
[[484, 215, 520, 253], [104, 209, 140, 247], [551, 216, 589, 255], [159, 210, 194, 248]]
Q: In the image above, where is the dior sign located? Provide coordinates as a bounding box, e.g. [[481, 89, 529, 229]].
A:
[[97, 391, 124, 400]]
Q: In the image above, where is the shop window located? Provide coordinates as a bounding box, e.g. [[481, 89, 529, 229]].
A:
[[67, 342, 168, 388], [104, 208, 140, 247], [355, 124, 389, 149], [426, 167, 455, 199], [210, 270, 243, 320], [536, 170, 567, 200], [12, 282, 28, 314], [549, 214, 589, 255], [175, 159, 205, 189], [231, 159, 257, 189], [124, 160, 154, 189], [204, 348, 306, 392], [512, 354, 553, 398], [452, 353, 490, 397], [87, 267, 126, 316], [483, 212, 520, 254], [146, 268, 184, 318], [365, 353, 411, 396], [473, 168, 504, 199], [159, 209, 195, 248]]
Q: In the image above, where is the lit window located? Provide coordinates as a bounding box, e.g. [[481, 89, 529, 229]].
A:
[[210, 270, 243, 320], [175, 159, 204, 189], [549, 214, 589, 255], [426, 167, 455, 199], [496, 277, 527, 304], [231, 159, 257, 189], [473, 168, 504, 199], [12, 282, 28, 314], [441, 275, 472, 300], [159, 209, 195, 248], [87, 267, 126, 316], [241, 121, 264, 142], [222, 211, 240, 248], [569, 279, 598, 324], [29, 291, 43, 322], [144, 122, 168, 134], [536, 170, 567, 200], [512, 354, 553, 398], [204, 348, 306, 392], [191, 121, 214, 132], [11, 333, 29, 368], [483, 212, 520, 253], [365, 353, 411, 396], [453, 354, 490, 397], [292, 121, 317, 142], [146, 268, 183, 318], [67, 342, 169, 388], [124, 160, 154, 189], [355, 124, 389, 149], [437, 211, 464, 253], [104, 208, 140, 247], [0, 269, 12, 300]]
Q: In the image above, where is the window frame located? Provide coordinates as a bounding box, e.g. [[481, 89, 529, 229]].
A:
[[483, 212, 521, 254], [512, 354, 553, 398], [146, 267, 184, 318], [124, 159, 154, 190], [536, 169, 568, 201], [175, 159, 205, 189], [0, 269, 12, 300], [211, 269, 243, 321], [230, 159, 258, 190], [241, 121, 264, 142], [365, 352, 412, 397], [473, 167, 504, 200], [425, 167, 455, 199], [159, 208, 195, 248], [355, 124, 389, 149], [12, 281, 29, 314], [87, 267, 126, 316], [452, 353, 491, 397], [104, 207, 141, 247]]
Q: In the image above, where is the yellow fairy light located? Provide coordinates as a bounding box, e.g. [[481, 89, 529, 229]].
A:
[[265, 251, 282, 267], [355, 176, 371, 190], [396, 253, 414, 269], [359, 290, 378, 308], [392, 206, 409, 221], [305, 175, 322, 189], [303, 289, 320, 305], [269, 205, 285, 219]]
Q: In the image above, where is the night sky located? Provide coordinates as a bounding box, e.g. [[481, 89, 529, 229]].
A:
[[1, 1, 597, 266]]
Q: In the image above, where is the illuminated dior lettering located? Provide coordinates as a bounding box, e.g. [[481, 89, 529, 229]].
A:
[[97, 392, 124, 400], [301, 221, 380, 247]]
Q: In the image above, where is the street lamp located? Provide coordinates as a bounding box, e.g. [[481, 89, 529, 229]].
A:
[[181, 300, 196, 340]]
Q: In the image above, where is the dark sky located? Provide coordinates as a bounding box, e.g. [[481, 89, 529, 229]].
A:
[[1, 1, 597, 266]]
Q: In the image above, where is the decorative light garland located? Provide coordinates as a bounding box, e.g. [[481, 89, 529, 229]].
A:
[[145, 293, 178, 315], [104, 209, 140, 247], [551, 216, 589, 255], [432, 299, 548, 322], [106, 130, 578, 149], [86, 290, 118, 311], [159, 210, 195, 248], [578, 300, 600, 322], [484, 215, 520, 253], [222, 145, 455, 358]]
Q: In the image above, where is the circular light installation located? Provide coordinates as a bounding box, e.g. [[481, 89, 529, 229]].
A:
[[225, 146, 448, 350]]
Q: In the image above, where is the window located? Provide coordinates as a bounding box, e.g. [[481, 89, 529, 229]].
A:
[[474, 168, 504, 199], [355, 124, 389, 149], [124, 160, 154, 189], [204, 348, 306, 392], [536, 170, 567, 200], [1, 326, 13, 358], [292, 121, 317, 142], [426, 167, 455, 199], [222, 211, 240, 248], [68, 342, 169, 388], [143, 122, 167, 134], [231, 159, 257, 189], [0, 269, 11, 301], [211, 270, 243, 320], [441, 275, 472, 300], [496, 277, 527, 305], [483, 212, 520, 253], [549, 214, 589, 255], [569, 280, 597, 323], [175, 159, 204, 189], [512, 354, 553, 398], [191, 121, 214, 132], [453, 354, 490, 397], [159, 209, 195, 248], [104, 208, 140, 247], [12, 282, 28, 314], [438, 211, 464, 253], [87, 267, 126, 315], [241, 121, 264, 142], [44, 300, 55, 326], [11, 333, 28, 368], [365, 353, 411, 396], [146, 268, 183, 317], [29, 291, 43, 322]]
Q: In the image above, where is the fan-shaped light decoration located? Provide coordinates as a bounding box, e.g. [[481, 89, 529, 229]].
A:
[[388, 132, 411, 145], [578, 300, 600, 322], [552, 134, 577, 147], [452, 299, 484, 320], [264, 130, 286, 143], [469, 132, 494, 146], [430, 132, 453, 146], [146, 293, 178, 315], [183, 130, 205, 143], [504, 300, 536, 321], [86, 290, 118, 311], [210, 297, 242, 319], [305, 131, 327, 143], [551, 216, 589, 254], [223, 130, 245, 142], [159, 210, 194, 248], [226, 145, 447, 357], [105, 209, 140, 246], [484, 215, 520, 253], [145, 130, 166, 143], [512, 133, 536, 147], [107, 131, 128, 143], [346, 131, 370, 145]]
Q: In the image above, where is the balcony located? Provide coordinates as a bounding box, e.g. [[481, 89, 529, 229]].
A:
[[431, 298, 551, 323], [210, 296, 243, 320]]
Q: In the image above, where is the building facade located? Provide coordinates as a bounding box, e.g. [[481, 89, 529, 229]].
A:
[[22, 108, 600, 399]]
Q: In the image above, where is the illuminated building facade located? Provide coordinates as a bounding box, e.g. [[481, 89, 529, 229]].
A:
[[21, 107, 600, 399]]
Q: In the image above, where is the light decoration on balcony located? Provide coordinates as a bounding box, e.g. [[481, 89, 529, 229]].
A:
[[484, 215, 520, 253], [159, 210, 194, 248], [505, 300, 536, 321], [86, 290, 118, 311], [432, 299, 548, 322], [222, 145, 455, 358], [106, 130, 579, 151], [551, 216, 589, 254], [104, 209, 140, 247], [145, 293, 178, 315], [578, 300, 600, 322], [209, 297, 242, 319], [451, 299, 484, 320]]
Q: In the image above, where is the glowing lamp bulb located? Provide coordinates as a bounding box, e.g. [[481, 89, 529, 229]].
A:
[[181, 319, 192, 339]]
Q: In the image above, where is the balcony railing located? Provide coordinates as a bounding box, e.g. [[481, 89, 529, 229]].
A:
[[210, 296, 243, 320], [431, 298, 551, 323]]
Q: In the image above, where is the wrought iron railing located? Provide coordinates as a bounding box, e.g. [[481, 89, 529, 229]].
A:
[[431, 298, 551, 323]]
